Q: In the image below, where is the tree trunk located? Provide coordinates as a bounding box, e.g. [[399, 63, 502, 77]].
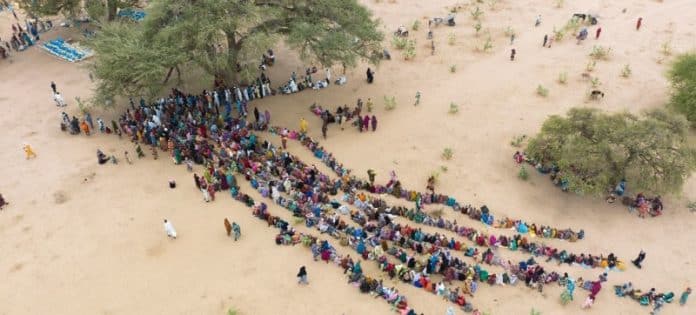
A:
[[162, 67, 175, 84], [106, 0, 118, 21], [225, 32, 241, 85]]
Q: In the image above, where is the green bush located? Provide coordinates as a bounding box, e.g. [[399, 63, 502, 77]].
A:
[[558, 72, 568, 84], [449, 102, 459, 114], [536, 85, 549, 97], [442, 147, 454, 160], [668, 53, 696, 126]]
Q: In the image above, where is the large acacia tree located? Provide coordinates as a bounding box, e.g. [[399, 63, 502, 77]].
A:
[[87, 0, 384, 104], [668, 53, 696, 127], [526, 108, 696, 196]]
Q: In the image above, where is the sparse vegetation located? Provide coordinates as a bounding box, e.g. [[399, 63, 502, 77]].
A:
[[448, 32, 456, 45], [504, 26, 516, 37], [518, 166, 530, 180], [449, 64, 457, 73], [590, 45, 612, 60], [586, 60, 597, 72], [688, 201, 696, 213], [392, 36, 408, 50], [411, 20, 421, 31], [668, 53, 696, 127], [470, 6, 483, 20], [431, 208, 445, 218], [440, 165, 449, 173], [510, 134, 527, 147], [661, 41, 672, 56], [442, 147, 454, 160], [482, 35, 493, 52], [621, 64, 632, 78], [590, 77, 601, 88], [404, 39, 417, 60], [565, 17, 582, 35], [558, 72, 568, 84], [552, 27, 566, 41], [384, 96, 397, 110], [555, 0, 564, 8], [536, 85, 549, 97], [474, 22, 482, 35], [449, 102, 459, 114], [227, 308, 238, 315]]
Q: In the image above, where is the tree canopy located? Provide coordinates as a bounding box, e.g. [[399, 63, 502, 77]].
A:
[[526, 108, 696, 196], [17, 0, 139, 21], [668, 53, 696, 127], [87, 0, 384, 104]]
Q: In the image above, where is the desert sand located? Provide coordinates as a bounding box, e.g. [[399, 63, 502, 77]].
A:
[[1, 0, 695, 314]]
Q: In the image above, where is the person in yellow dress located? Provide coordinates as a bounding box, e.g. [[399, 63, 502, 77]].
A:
[[23, 144, 37, 159], [299, 117, 308, 134]]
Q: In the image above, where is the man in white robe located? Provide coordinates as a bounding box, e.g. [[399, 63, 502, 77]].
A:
[[163, 219, 177, 239]]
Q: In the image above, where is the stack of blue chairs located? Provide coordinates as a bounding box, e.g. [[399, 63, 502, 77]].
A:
[[41, 37, 89, 62], [117, 8, 146, 22]]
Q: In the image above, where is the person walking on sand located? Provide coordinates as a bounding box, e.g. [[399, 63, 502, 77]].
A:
[[371, 115, 377, 131], [595, 27, 602, 39], [535, 15, 541, 27], [0, 194, 9, 210], [632, 250, 646, 268], [414, 91, 421, 106], [54, 92, 66, 107], [297, 266, 308, 284], [510, 49, 516, 61], [50, 81, 57, 94], [543, 34, 548, 47], [232, 222, 241, 241], [510, 33, 515, 45], [636, 17, 642, 30], [124, 151, 132, 164], [300, 117, 308, 134], [23, 144, 37, 159], [163, 219, 177, 239]]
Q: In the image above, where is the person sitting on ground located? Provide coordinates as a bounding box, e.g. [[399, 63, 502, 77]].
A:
[[0, 194, 8, 210], [97, 149, 110, 164]]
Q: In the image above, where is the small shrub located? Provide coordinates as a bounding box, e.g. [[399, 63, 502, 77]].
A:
[[449, 64, 457, 73], [510, 134, 527, 147], [227, 308, 238, 315], [660, 41, 672, 56], [589, 45, 612, 60], [440, 165, 448, 173], [504, 26, 516, 37], [442, 147, 454, 160], [431, 208, 444, 218], [585, 60, 597, 72], [557, 72, 568, 84], [555, 0, 564, 8], [384, 96, 397, 110], [411, 20, 420, 31], [518, 166, 530, 181], [590, 77, 601, 88], [688, 201, 696, 213], [530, 308, 541, 315], [392, 36, 408, 50], [564, 17, 581, 35], [448, 102, 459, 114], [404, 40, 417, 60], [448, 32, 456, 45], [470, 6, 483, 20], [482, 36, 493, 52], [552, 27, 566, 41], [488, 0, 500, 10], [474, 22, 482, 35], [536, 85, 549, 97], [621, 64, 632, 78]]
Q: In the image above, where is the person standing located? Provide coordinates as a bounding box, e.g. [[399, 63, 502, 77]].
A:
[[299, 117, 308, 134], [371, 115, 377, 131], [325, 68, 331, 85], [23, 144, 37, 159], [232, 222, 241, 241], [297, 266, 308, 284], [595, 27, 602, 39], [50, 81, 57, 94], [510, 33, 515, 45], [680, 287, 691, 306], [163, 219, 177, 239], [414, 91, 421, 106], [632, 250, 646, 268], [510, 48, 516, 61], [321, 123, 327, 139], [636, 17, 643, 30], [366, 68, 374, 83], [543, 34, 548, 47]]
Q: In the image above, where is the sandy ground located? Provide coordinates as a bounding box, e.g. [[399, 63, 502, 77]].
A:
[[1, 0, 696, 314]]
